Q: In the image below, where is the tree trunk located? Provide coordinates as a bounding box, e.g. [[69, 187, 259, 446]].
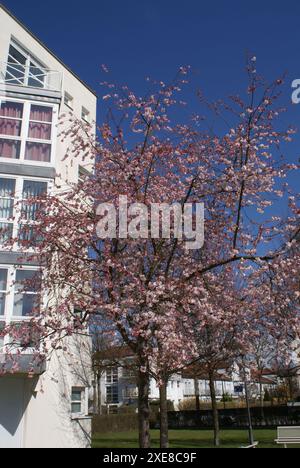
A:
[[159, 381, 169, 448], [194, 379, 200, 411], [97, 372, 102, 415], [209, 372, 220, 447], [137, 369, 151, 448]]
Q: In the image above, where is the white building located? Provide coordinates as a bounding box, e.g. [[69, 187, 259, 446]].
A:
[[0, 4, 97, 448]]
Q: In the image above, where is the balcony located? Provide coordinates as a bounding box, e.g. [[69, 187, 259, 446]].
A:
[[0, 61, 62, 97], [0, 353, 46, 376]]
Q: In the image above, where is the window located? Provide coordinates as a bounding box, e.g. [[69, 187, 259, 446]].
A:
[[0, 269, 8, 316], [13, 269, 41, 317], [25, 105, 52, 162], [0, 177, 48, 247], [0, 101, 23, 159], [0, 99, 55, 164], [106, 367, 118, 384], [64, 92, 74, 110], [81, 107, 90, 123], [6, 42, 46, 89], [78, 165, 90, 184], [106, 367, 119, 404], [19, 180, 47, 245], [71, 387, 84, 414], [0, 178, 15, 241], [106, 385, 119, 404]]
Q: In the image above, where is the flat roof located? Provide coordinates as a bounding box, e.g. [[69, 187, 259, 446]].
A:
[[0, 3, 97, 97]]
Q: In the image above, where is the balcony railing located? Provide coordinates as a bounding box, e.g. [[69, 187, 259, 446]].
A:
[[0, 61, 62, 94]]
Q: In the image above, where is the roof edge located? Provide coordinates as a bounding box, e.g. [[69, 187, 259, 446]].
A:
[[0, 3, 97, 97]]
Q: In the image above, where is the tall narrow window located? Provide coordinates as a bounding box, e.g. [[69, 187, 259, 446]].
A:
[[71, 387, 84, 414], [0, 269, 8, 317], [0, 178, 15, 241], [25, 105, 52, 162], [81, 107, 90, 123], [19, 180, 47, 246], [13, 269, 41, 317], [0, 101, 23, 159]]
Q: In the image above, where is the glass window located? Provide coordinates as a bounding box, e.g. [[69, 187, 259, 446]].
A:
[[6, 43, 46, 89], [0, 101, 54, 163], [106, 367, 118, 384], [0, 101, 23, 160], [64, 92, 74, 110], [81, 107, 90, 123], [25, 142, 51, 162], [13, 269, 41, 317], [106, 385, 119, 404], [6, 44, 26, 85], [0, 178, 15, 219], [21, 180, 47, 221], [71, 387, 83, 414], [0, 269, 8, 316]]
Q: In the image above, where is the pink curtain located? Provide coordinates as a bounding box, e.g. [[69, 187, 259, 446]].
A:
[[0, 118, 22, 136], [30, 105, 52, 122], [25, 142, 51, 162], [28, 122, 51, 140], [0, 101, 23, 119], [0, 139, 20, 159]]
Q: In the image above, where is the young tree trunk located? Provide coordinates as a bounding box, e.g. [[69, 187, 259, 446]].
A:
[[194, 379, 200, 411], [209, 372, 220, 447], [137, 369, 151, 448], [97, 372, 102, 415], [159, 381, 169, 448]]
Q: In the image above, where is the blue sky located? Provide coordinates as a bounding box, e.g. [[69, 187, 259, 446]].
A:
[[3, 1, 300, 173]]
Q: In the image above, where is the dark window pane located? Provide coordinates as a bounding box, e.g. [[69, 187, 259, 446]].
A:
[[0, 222, 13, 242], [0, 139, 21, 159], [25, 142, 51, 162], [30, 105, 52, 122], [0, 269, 7, 291], [0, 118, 22, 137], [0, 101, 23, 119], [28, 64, 45, 88], [28, 122, 51, 140]]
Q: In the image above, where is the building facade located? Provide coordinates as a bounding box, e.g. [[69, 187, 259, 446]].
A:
[[0, 4, 97, 448]]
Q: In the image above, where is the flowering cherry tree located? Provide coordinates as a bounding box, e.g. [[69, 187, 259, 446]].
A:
[[2, 60, 299, 448]]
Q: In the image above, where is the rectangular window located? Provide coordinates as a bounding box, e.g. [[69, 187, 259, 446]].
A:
[[0, 269, 8, 317], [0, 178, 15, 242], [25, 105, 52, 162], [106, 367, 118, 384], [0, 100, 55, 164], [13, 269, 41, 317], [6, 42, 46, 89], [0, 101, 23, 160], [64, 92, 74, 110], [81, 107, 90, 123], [71, 387, 83, 414]]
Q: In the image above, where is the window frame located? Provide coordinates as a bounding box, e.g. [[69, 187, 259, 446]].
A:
[[0, 174, 52, 250], [0, 98, 58, 166], [71, 387, 89, 416], [64, 92, 74, 110], [0, 265, 42, 352], [6, 40, 48, 90]]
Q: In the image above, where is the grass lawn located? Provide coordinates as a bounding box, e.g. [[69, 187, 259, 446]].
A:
[[92, 429, 300, 448]]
